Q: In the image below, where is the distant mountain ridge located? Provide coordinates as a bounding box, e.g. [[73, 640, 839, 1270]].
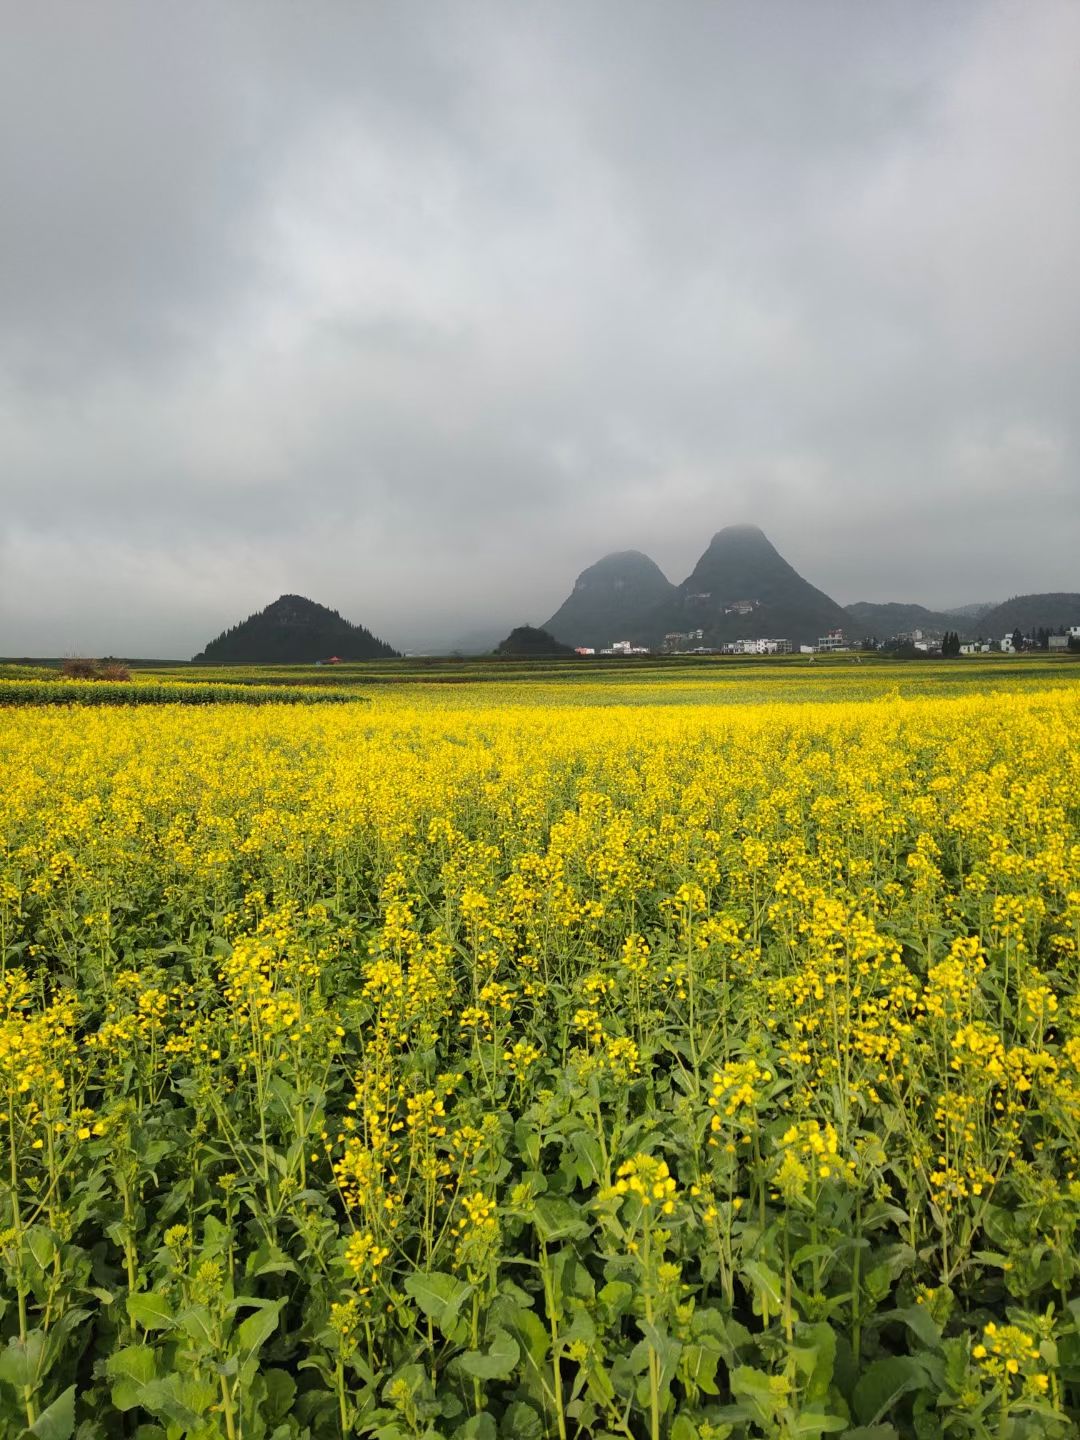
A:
[[194, 594, 398, 662], [977, 593, 1080, 637], [543, 526, 1077, 651], [848, 595, 1080, 641], [844, 601, 964, 638], [544, 525, 850, 648], [941, 602, 996, 622]]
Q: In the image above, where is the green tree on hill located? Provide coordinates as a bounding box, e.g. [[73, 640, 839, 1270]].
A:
[[496, 625, 575, 657], [194, 595, 398, 663]]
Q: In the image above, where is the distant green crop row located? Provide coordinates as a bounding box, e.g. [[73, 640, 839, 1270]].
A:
[[0, 679, 362, 706], [143, 652, 1080, 691], [0, 663, 60, 681]]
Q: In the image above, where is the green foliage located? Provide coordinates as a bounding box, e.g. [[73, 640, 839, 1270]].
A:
[[495, 626, 576, 657], [194, 593, 399, 663], [844, 603, 968, 641], [2, 680, 1080, 1436], [980, 593, 1080, 638], [0, 678, 359, 705], [0, 663, 59, 680]]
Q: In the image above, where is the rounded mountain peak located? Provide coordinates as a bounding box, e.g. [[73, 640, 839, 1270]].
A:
[[584, 549, 669, 578], [685, 525, 793, 590], [705, 523, 773, 549], [542, 548, 675, 648]]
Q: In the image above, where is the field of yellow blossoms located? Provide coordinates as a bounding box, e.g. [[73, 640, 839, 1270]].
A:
[[2, 672, 1080, 1439]]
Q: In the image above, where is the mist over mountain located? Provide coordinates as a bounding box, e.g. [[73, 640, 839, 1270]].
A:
[[193, 595, 398, 663], [443, 627, 506, 657], [543, 526, 852, 649], [2, 2, 1079, 663], [942, 602, 997, 622], [663, 524, 849, 646], [544, 551, 677, 650]]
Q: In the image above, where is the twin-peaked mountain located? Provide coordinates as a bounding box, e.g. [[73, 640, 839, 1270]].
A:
[[543, 525, 849, 649]]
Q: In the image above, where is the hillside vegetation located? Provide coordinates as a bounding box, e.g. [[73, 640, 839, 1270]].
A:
[[194, 594, 398, 663], [977, 593, 1080, 637], [496, 625, 576, 657], [544, 551, 677, 650], [844, 601, 962, 638]]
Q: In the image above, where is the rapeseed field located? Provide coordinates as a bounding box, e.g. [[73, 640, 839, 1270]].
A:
[[1, 678, 1079, 1438]]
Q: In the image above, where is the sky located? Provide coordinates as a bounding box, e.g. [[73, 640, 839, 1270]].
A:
[[1, 1, 1078, 657]]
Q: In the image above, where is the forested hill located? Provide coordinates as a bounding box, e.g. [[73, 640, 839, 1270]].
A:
[[845, 601, 965, 638], [194, 594, 398, 662], [976, 593, 1080, 637]]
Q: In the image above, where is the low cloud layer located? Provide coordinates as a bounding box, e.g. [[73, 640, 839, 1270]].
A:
[[2, 1, 1077, 655]]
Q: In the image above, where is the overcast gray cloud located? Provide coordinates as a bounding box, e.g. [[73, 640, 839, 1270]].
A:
[[1, 0, 1077, 655]]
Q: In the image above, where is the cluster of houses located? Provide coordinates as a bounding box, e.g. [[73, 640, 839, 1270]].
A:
[[662, 628, 811, 656], [875, 624, 1080, 655], [1002, 625, 1080, 653], [732, 629, 850, 656], [726, 637, 793, 655], [659, 629, 708, 654], [578, 631, 817, 657], [574, 641, 652, 656], [572, 625, 1079, 660]]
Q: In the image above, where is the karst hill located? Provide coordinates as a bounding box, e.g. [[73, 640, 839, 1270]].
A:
[[544, 525, 849, 648], [193, 594, 398, 663]]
